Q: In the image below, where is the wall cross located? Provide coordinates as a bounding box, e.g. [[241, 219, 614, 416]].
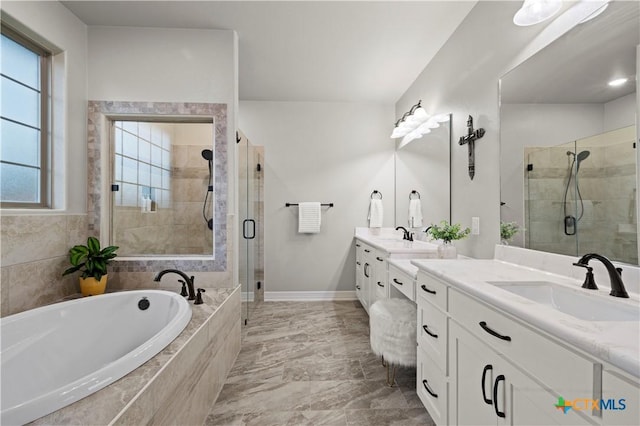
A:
[[458, 115, 485, 180]]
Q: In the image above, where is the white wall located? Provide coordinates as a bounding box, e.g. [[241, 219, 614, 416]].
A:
[[1, 0, 88, 213], [395, 1, 598, 258], [604, 93, 637, 132], [239, 101, 395, 293]]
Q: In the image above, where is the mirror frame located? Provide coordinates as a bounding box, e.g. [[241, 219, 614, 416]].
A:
[[87, 101, 228, 272]]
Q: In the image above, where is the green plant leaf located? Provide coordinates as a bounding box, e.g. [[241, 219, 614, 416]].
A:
[[62, 265, 82, 276], [87, 236, 101, 254]]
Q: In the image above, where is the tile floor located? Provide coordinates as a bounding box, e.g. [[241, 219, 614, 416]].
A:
[[205, 301, 434, 425]]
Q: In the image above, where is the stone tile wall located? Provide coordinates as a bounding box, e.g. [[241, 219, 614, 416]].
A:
[[0, 214, 89, 317]]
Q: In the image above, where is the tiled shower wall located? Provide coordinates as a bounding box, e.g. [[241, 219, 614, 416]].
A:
[[525, 129, 637, 264], [0, 214, 89, 317]]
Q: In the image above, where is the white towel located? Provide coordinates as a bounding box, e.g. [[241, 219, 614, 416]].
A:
[[408, 199, 423, 228], [298, 202, 321, 233], [368, 199, 384, 228]]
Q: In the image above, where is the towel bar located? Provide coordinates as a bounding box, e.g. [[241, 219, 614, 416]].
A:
[[285, 203, 334, 207]]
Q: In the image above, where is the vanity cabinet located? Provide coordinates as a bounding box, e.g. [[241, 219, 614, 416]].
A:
[[601, 370, 640, 424], [355, 240, 387, 313], [389, 264, 416, 301], [450, 320, 596, 426]]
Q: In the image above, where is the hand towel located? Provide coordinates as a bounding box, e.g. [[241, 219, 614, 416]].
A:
[[298, 202, 321, 233], [408, 199, 423, 228], [368, 199, 384, 228]]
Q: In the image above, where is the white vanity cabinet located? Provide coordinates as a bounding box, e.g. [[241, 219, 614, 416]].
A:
[[389, 263, 416, 301], [355, 240, 387, 313], [601, 370, 640, 424]]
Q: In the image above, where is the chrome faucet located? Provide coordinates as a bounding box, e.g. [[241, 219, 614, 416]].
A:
[[395, 226, 413, 241], [153, 269, 196, 300], [573, 253, 629, 298]]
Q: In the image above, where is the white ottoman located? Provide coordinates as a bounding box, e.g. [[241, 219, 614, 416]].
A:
[[369, 298, 417, 386]]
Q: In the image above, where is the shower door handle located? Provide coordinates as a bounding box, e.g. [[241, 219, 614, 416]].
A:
[[243, 219, 256, 240]]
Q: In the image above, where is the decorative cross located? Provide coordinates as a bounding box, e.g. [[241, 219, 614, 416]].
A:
[[458, 115, 485, 180]]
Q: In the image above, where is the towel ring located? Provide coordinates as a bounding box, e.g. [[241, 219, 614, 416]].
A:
[[409, 190, 421, 200], [371, 190, 382, 200]]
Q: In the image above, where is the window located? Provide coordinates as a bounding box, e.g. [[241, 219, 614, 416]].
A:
[[112, 121, 172, 209], [0, 27, 51, 207]]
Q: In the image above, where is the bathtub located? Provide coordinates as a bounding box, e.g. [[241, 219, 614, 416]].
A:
[[0, 290, 191, 425]]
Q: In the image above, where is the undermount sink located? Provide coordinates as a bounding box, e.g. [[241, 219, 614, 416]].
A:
[[487, 281, 640, 322]]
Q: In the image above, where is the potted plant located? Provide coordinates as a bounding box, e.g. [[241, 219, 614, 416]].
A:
[[426, 220, 470, 258], [62, 236, 119, 296], [500, 221, 520, 245]]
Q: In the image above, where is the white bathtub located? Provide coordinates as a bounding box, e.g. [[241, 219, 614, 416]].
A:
[[0, 290, 192, 425]]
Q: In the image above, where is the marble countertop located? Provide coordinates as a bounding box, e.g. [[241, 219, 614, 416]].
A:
[[387, 258, 419, 279], [354, 227, 439, 255], [410, 258, 640, 378]]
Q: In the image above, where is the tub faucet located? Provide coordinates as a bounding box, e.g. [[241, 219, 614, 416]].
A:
[[572, 253, 629, 298], [154, 269, 196, 300], [395, 226, 413, 241]]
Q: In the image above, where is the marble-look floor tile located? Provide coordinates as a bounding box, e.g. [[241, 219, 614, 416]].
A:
[[207, 300, 433, 426]]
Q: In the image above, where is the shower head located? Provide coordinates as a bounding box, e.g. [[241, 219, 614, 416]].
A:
[[576, 150, 590, 172], [201, 149, 213, 161], [576, 150, 590, 162]]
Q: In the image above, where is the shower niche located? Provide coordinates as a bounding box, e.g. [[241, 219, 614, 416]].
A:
[[110, 120, 215, 256]]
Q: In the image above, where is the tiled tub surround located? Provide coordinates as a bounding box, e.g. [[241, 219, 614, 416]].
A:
[[0, 214, 89, 317], [29, 287, 240, 425]]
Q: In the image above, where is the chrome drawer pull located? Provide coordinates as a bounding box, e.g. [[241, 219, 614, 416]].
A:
[[479, 321, 511, 342], [420, 284, 436, 294]]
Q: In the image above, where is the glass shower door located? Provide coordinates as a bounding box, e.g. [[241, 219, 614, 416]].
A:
[[238, 132, 262, 325]]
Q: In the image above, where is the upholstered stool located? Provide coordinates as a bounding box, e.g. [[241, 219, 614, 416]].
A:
[[369, 298, 417, 386]]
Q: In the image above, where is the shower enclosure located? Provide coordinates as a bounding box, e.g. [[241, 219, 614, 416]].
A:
[[524, 125, 637, 264], [238, 131, 264, 325]]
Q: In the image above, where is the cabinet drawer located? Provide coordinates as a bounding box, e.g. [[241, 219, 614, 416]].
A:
[[417, 301, 447, 372], [449, 288, 596, 400], [417, 345, 447, 426], [416, 271, 447, 311], [389, 266, 415, 301]]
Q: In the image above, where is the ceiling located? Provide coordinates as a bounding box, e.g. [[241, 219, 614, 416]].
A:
[[61, 1, 476, 103], [501, 0, 639, 104]]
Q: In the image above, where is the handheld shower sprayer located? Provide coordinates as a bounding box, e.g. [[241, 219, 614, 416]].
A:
[[201, 149, 214, 230]]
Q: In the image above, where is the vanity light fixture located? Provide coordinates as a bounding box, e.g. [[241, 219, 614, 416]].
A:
[[608, 77, 628, 87], [391, 100, 449, 146], [513, 0, 562, 26]]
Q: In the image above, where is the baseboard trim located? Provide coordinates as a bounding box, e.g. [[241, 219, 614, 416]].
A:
[[264, 291, 357, 301]]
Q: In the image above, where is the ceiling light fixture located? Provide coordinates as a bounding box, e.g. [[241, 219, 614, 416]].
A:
[[513, 0, 563, 26], [390, 101, 449, 143], [608, 77, 628, 87]]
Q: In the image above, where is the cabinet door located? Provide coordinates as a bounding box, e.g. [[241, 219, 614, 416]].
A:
[[451, 321, 595, 426], [602, 370, 640, 425], [450, 321, 500, 425], [370, 252, 387, 305]]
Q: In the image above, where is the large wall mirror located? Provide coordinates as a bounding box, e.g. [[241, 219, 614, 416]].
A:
[[500, 1, 639, 264], [395, 115, 451, 230]]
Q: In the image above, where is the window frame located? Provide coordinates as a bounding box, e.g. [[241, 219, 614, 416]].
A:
[[0, 25, 51, 208]]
